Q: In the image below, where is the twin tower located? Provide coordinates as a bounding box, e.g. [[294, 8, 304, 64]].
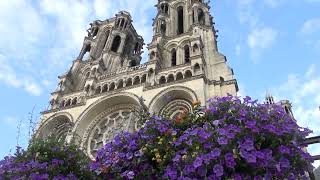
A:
[[37, 0, 238, 159]]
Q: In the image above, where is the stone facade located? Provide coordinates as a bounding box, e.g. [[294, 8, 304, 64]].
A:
[[36, 0, 238, 158]]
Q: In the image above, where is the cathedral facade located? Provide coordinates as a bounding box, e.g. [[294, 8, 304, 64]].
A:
[[36, 0, 238, 159]]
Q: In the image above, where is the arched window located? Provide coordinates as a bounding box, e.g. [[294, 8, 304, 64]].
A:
[[193, 43, 199, 52], [177, 6, 184, 35], [176, 72, 183, 80], [115, 19, 120, 27], [134, 42, 140, 54], [165, 4, 169, 14], [150, 51, 156, 59], [167, 74, 174, 83], [95, 86, 102, 94], [159, 76, 166, 84], [184, 45, 190, 63], [86, 72, 91, 78], [171, 49, 177, 66], [120, 19, 125, 28], [130, 60, 137, 67], [60, 100, 66, 108], [185, 70, 192, 78], [102, 84, 108, 93], [92, 68, 97, 75], [85, 85, 90, 92], [109, 82, 115, 91], [194, 63, 201, 74], [198, 9, 205, 25], [126, 78, 133, 87], [117, 80, 124, 89], [133, 76, 141, 85], [111, 35, 121, 52], [65, 99, 71, 107], [160, 20, 166, 35], [123, 34, 133, 56], [72, 98, 77, 105]]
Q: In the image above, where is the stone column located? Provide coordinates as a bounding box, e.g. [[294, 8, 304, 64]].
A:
[[118, 36, 126, 53]]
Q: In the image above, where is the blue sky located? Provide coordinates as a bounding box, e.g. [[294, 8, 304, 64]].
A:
[[0, 0, 319, 167]]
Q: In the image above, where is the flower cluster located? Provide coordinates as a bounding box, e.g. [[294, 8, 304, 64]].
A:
[[0, 137, 95, 180], [91, 95, 314, 179]]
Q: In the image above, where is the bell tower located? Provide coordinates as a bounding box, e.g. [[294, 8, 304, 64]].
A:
[[147, 0, 237, 98], [77, 11, 144, 73]]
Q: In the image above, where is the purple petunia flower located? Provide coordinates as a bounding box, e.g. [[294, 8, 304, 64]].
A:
[[127, 171, 135, 179], [164, 167, 177, 179], [193, 157, 203, 168], [225, 153, 236, 169], [279, 157, 290, 168], [208, 148, 221, 160], [278, 145, 291, 154], [217, 137, 228, 145], [198, 129, 212, 140], [213, 164, 224, 177]]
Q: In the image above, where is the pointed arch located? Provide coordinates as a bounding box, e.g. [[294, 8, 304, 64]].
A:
[[133, 76, 141, 85], [111, 35, 121, 52], [185, 70, 192, 78], [126, 78, 133, 87], [72, 98, 78, 105], [109, 82, 115, 91], [198, 8, 205, 25], [141, 74, 147, 83], [167, 74, 175, 83], [102, 84, 108, 93], [176, 72, 183, 80], [184, 45, 190, 63], [171, 48, 177, 66], [117, 79, 124, 89], [194, 63, 201, 74], [177, 6, 184, 35], [95, 86, 102, 94], [159, 76, 166, 84]]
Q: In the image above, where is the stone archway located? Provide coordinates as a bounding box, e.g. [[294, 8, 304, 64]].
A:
[[148, 86, 198, 118], [72, 92, 141, 159], [36, 112, 74, 141]]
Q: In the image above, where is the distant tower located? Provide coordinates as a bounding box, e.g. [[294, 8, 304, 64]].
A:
[[280, 100, 294, 118], [36, 1, 238, 159], [265, 93, 294, 119]]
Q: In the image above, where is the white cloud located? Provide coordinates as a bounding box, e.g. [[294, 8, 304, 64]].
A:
[[268, 65, 320, 167], [300, 18, 320, 51], [248, 27, 277, 49], [94, 0, 112, 19], [0, 0, 156, 94], [270, 66, 320, 136], [0, 55, 42, 96], [247, 27, 278, 59], [235, 0, 279, 61], [301, 18, 320, 35]]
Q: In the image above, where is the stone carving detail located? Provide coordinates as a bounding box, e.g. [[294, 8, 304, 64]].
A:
[[84, 104, 138, 158], [160, 99, 192, 119]]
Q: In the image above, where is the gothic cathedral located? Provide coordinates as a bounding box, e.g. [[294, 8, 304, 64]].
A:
[[36, 0, 238, 159]]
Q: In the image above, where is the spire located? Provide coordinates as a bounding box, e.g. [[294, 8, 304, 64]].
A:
[[265, 92, 275, 104]]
